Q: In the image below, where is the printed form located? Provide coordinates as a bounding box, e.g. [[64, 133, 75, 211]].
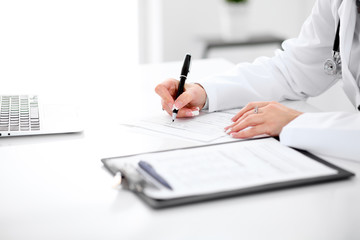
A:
[[127, 110, 240, 142], [113, 138, 338, 199]]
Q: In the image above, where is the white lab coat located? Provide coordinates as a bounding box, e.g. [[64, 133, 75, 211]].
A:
[[198, 0, 360, 161]]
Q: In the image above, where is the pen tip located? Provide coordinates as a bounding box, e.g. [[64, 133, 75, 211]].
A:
[[171, 112, 177, 122]]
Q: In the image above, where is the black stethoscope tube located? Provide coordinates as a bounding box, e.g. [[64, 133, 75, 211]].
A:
[[333, 21, 340, 53]]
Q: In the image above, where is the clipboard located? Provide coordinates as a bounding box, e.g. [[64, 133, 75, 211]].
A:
[[101, 138, 355, 209]]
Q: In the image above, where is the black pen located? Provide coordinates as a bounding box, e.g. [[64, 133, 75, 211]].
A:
[[172, 53, 192, 122], [138, 160, 173, 190]]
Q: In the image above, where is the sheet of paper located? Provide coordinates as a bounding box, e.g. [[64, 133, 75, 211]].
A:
[[122, 100, 319, 143], [110, 138, 337, 199], [126, 111, 237, 142]]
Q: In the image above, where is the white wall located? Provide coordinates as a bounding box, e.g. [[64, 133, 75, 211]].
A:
[[0, 1, 138, 99], [140, 0, 317, 63]]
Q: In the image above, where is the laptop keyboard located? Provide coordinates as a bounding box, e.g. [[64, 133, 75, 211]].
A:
[[0, 95, 40, 132]]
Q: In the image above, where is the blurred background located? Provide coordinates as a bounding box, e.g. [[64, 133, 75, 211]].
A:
[[2, 0, 352, 112], [139, 0, 316, 63], [0, 0, 317, 69]]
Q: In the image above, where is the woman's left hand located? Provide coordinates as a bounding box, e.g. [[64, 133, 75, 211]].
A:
[[224, 101, 303, 138]]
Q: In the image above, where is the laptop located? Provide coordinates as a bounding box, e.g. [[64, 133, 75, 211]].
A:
[[0, 95, 82, 137]]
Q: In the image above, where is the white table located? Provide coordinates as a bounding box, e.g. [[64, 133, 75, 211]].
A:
[[1, 59, 359, 240]]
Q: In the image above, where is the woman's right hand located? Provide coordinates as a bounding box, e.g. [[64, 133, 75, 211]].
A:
[[155, 78, 207, 118]]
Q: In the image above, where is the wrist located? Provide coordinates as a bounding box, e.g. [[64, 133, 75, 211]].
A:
[[194, 83, 207, 109]]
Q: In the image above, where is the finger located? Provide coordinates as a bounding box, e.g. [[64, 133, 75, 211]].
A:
[[173, 91, 194, 110], [225, 108, 259, 132], [231, 102, 258, 122], [157, 78, 179, 93], [155, 82, 177, 110], [235, 107, 261, 124], [228, 114, 264, 134], [161, 100, 173, 116], [161, 102, 199, 118], [232, 101, 272, 122], [174, 107, 200, 118], [230, 125, 267, 139]]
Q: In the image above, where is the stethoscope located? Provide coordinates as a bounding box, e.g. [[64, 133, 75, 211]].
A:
[[324, 21, 341, 75], [324, 0, 360, 75]]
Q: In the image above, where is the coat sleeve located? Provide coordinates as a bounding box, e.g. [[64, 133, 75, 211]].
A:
[[280, 112, 360, 162], [197, 0, 339, 112]]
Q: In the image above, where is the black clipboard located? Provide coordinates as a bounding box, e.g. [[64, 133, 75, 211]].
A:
[[101, 139, 355, 209]]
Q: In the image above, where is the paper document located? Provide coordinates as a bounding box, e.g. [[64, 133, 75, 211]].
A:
[[111, 138, 337, 199], [126, 111, 237, 142]]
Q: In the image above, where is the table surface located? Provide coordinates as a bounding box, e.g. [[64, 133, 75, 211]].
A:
[[1, 59, 359, 240]]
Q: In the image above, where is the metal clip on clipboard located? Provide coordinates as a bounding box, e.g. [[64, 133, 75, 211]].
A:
[[113, 164, 160, 193], [114, 164, 147, 192]]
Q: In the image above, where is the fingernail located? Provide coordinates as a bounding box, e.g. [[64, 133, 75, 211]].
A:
[[168, 103, 173, 110], [172, 104, 178, 111], [196, 107, 200, 111], [186, 110, 199, 117], [230, 133, 236, 138], [225, 128, 232, 134], [192, 110, 199, 116]]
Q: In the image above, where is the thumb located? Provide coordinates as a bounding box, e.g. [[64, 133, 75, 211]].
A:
[[173, 91, 193, 110]]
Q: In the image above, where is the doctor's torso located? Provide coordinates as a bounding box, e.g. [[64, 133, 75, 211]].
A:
[[334, 0, 360, 109], [349, 13, 360, 87]]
